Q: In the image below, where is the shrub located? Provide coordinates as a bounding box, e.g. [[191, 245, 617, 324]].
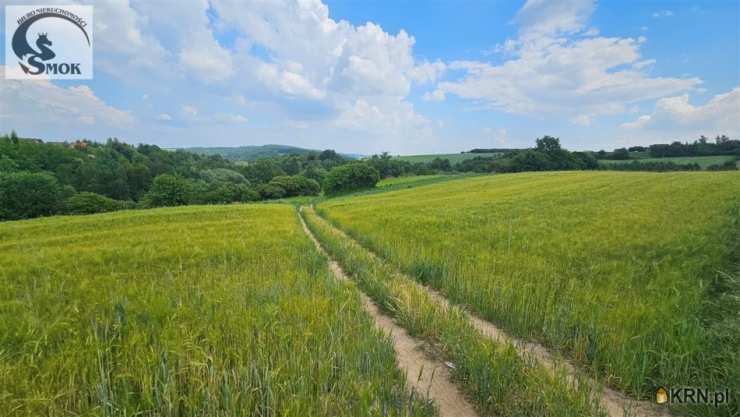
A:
[[201, 168, 249, 185], [301, 163, 328, 184], [64, 192, 122, 214], [323, 163, 380, 195], [268, 175, 321, 197], [707, 159, 738, 171], [257, 183, 286, 199], [142, 174, 193, 207], [200, 183, 260, 204], [0, 171, 64, 220]]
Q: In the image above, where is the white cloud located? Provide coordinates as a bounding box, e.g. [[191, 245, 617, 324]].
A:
[[156, 113, 172, 121], [208, 0, 435, 146], [179, 33, 234, 82], [621, 88, 740, 136], [515, 0, 596, 39], [426, 0, 701, 126], [408, 60, 447, 84], [255, 62, 326, 100], [0, 66, 133, 129]]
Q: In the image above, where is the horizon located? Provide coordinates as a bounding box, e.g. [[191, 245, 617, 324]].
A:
[[1, 0, 738, 154]]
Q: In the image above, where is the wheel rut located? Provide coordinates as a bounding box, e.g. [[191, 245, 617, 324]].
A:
[[298, 207, 479, 417]]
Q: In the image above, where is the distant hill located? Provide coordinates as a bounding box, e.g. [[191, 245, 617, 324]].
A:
[[184, 144, 362, 161], [184, 144, 318, 161], [393, 152, 504, 164]]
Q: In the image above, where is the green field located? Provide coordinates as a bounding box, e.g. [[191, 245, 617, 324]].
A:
[[393, 152, 501, 164], [378, 175, 449, 187], [317, 171, 740, 413], [599, 155, 736, 168], [0, 205, 432, 416]]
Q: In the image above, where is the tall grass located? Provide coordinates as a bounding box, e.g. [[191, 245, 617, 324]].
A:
[[302, 206, 606, 417], [317, 171, 740, 416], [0, 204, 434, 416]]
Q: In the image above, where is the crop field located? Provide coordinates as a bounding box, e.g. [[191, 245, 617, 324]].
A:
[[0, 205, 433, 416], [317, 171, 740, 415], [599, 155, 736, 168]]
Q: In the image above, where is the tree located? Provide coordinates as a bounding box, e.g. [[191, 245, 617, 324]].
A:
[[0, 172, 64, 220], [201, 168, 249, 185], [323, 163, 380, 195], [142, 174, 193, 207], [301, 162, 328, 183], [268, 175, 321, 197], [611, 148, 630, 160], [429, 157, 452, 171], [535, 136, 562, 154], [240, 159, 285, 184], [257, 183, 286, 199], [65, 192, 122, 214]]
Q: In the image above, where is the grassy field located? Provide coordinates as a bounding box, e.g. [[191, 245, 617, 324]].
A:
[[317, 171, 740, 415], [378, 175, 450, 187], [393, 152, 501, 164], [0, 205, 433, 416], [599, 155, 736, 168]]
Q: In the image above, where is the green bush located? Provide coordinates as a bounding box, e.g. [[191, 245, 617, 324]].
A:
[[257, 183, 286, 199], [64, 192, 123, 215], [201, 168, 250, 185], [268, 175, 320, 197], [200, 183, 260, 204], [323, 163, 380, 195], [0, 171, 64, 220], [142, 174, 193, 207]]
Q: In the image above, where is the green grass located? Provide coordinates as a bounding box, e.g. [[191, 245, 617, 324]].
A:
[[393, 152, 501, 164], [599, 155, 736, 168], [317, 171, 740, 416], [0, 204, 434, 417], [378, 175, 450, 187], [302, 206, 606, 417]]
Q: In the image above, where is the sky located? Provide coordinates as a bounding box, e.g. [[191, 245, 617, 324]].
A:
[[0, 0, 738, 155]]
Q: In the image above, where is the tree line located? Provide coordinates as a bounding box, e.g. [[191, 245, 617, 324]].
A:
[[2, 131, 737, 221], [0, 132, 381, 220], [597, 135, 739, 160]]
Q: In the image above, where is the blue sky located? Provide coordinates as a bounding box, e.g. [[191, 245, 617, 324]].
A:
[[1, 0, 738, 154]]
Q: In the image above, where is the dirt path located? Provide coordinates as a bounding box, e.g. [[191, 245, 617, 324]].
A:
[[298, 208, 479, 417], [308, 207, 671, 417]]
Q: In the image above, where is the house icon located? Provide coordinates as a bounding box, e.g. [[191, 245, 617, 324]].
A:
[[655, 386, 669, 404]]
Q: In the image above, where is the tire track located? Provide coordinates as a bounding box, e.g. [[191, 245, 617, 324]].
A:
[[298, 207, 479, 417]]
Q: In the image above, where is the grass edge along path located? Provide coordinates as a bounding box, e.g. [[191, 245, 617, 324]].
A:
[[298, 207, 478, 417], [301, 206, 607, 417]]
